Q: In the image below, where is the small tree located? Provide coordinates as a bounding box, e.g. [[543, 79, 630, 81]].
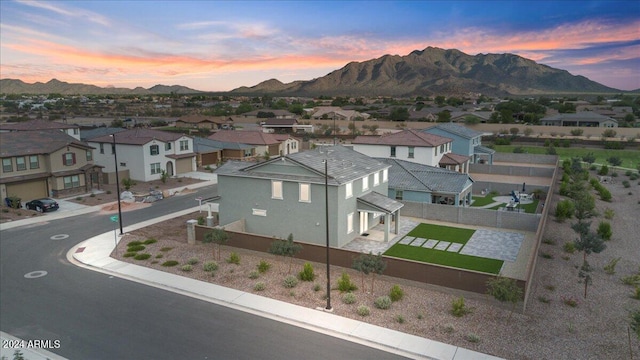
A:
[[607, 156, 622, 167], [578, 260, 593, 298], [203, 228, 229, 261], [581, 152, 596, 164], [268, 233, 302, 274], [352, 252, 387, 293], [486, 276, 523, 322], [572, 224, 606, 262]]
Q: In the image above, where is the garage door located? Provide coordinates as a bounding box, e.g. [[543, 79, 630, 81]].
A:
[[201, 152, 219, 166], [175, 157, 194, 174], [7, 180, 48, 202]]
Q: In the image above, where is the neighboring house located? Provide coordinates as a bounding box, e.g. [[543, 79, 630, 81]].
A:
[[0, 120, 81, 140], [215, 145, 403, 247], [311, 107, 369, 121], [208, 130, 296, 158], [241, 109, 295, 119], [272, 134, 300, 156], [80, 127, 127, 142], [88, 128, 196, 183], [192, 137, 224, 167], [539, 112, 618, 128], [0, 130, 102, 203], [449, 111, 493, 123], [175, 115, 224, 130], [423, 123, 494, 165], [260, 118, 314, 133], [352, 129, 454, 167], [379, 158, 474, 207]]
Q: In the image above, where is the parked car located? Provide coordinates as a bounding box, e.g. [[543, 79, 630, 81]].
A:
[[25, 198, 59, 212]]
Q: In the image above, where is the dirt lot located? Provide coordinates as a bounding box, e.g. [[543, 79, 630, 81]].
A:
[[114, 168, 640, 359]]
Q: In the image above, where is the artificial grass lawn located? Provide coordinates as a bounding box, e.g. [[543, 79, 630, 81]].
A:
[[406, 223, 475, 244], [384, 244, 504, 274], [385, 223, 504, 275], [470, 195, 497, 207], [493, 145, 639, 169]]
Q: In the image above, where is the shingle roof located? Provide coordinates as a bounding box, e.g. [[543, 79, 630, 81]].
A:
[[192, 137, 243, 153], [358, 191, 404, 214], [208, 130, 281, 145], [0, 130, 92, 157], [216, 145, 389, 186], [89, 128, 189, 145], [377, 158, 473, 194], [353, 129, 450, 147], [0, 120, 79, 131], [426, 123, 483, 139]]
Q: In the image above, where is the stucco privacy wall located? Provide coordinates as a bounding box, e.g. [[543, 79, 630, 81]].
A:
[[399, 201, 541, 232], [473, 181, 550, 196], [493, 152, 558, 165], [469, 163, 555, 177]]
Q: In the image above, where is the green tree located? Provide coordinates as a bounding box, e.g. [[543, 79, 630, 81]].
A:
[[582, 152, 596, 164], [235, 103, 253, 115], [351, 252, 386, 293], [436, 110, 451, 122], [486, 276, 523, 321], [389, 107, 409, 121], [203, 228, 230, 261], [434, 95, 445, 106], [573, 190, 596, 222], [607, 156, 622, 167], [268, 233, 303, 274], [571, 223, 606, 262], [578, 260, 593, 298]]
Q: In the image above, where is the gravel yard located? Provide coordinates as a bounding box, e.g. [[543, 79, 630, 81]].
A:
[[114, 168, 640, 359]]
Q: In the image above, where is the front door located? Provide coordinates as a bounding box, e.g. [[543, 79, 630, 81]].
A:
[[359, 211, 368, 234], [166, 161, 174, 176]]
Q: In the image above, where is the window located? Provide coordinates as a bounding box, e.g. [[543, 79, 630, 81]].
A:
[[73, 128, 79, 135], [390, 146, 396, 157], [252, 209, 267, 216], [395, 190, 404, 200], [165, 142, 172, 151], [63, 153, 75, 166], [244, 149, 253, 157], [345, 182, 353, 199], [16, 157, 26, 171], [373, 172, 380, 186], [120, 162, 127, 167], [29, 155, 39, 169], [150, 145, 159, 156], [63, 175, 80, 189], [272, 180, 283, 199], [299, 183, 311, 202], [362, 176, 369, 191], [86, 150, 92, 161], [180, 140, 189, 151], [100, 143, 104, 154], [434, 147, 438, 156], [408, 146, 415, 159], [2, 158, 12, 172], [150, 162, 161, 175], [383, 169, 388, 182], [347, 213, 354, 234], [440, 144, 445, 153], [111, 144, 115, 155]]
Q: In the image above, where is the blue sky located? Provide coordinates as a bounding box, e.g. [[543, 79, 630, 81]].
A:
[[1, 0, 638, 91]]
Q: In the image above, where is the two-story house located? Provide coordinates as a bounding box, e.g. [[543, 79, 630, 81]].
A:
[[215, 145, 403, 247], [0, 119, 81, 140], [423, 123, 494, 165], [0, 130, 102, 203], [88, 128, 196, 183]]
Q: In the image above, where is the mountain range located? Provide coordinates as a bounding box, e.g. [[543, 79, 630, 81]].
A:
[[0, 47, 623, 96]]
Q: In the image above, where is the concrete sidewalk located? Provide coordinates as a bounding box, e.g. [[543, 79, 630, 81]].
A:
[[68, 208, 503, 360]]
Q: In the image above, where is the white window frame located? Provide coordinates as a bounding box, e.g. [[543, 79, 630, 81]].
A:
[[150, 162, 161, 175], [383, 169, 388, 182], [252, 208, 267, 216], [408, 146, 415, 158], [299, 183, 311, 203], [180, 140, 189, 151], [272, 180, 283, 200], [150, 145, 160, 156], [373, 171, 380, 186], [15, 156, 26, 171], [347, 212, 354, 234], [165, 142, 172, 151], [345, 182, 353, 199], [29, 155, 39, 169], [362, 175, 369, 191]]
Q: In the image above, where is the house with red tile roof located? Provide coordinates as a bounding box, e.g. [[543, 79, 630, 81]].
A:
[[0, 120, 81, 140]]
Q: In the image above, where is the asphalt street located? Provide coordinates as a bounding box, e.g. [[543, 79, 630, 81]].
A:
[[0, 185, 408, 360]]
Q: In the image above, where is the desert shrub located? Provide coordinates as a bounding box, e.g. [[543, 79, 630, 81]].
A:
[[622, 274, 640, 286], [597, 221, 612, 240], [342, 292, 357, 304], [257, 260, 271, 273], [563, 242, 576, 253], [132, 253, 150, 260], [451, 297, 471, 317], [197, 216, 205, 226], [254, 282, 266, 291], [546, 146, 557, 155], [248, 271, 259, 279], [357, 305, 371, 317], [542, 238, 557, 245], [540, 251, 553, 259], [155, 254, 163, 259], [159, 247, 173, 252], [187, 258, 199, 265], [443, 324, 455, 334], [143, 238, 157, 245], [633, 287, 640, 300], [337, 272, 357, 292], [544, 284, 556, 291], [396, 315, 405, 324], [537, 295, 551, 304], [562, 296, 579, 307], [513, 146, 525, 153], [127, 245, 145, 252], [374, 296, 392, 310], [123, 252, 136, 258], [127, 241, 143, 247], [181, 264, 193, 272], [226, 252, 240, 265], [623, 180, 631, 188], [298, 262, 315, 282], [389, 285, 404, 302], [598, 165, 609, 176], [555, 200, 574, 221], [604, 258, 621, 275], [313, 284, 322, 292], [203, 261, 219, 272], [161, 260, 179, 267], [283, 275, 298, 288], [466, 333, 480, 343], [604, 208, 615, 219], [570, 129, 584, 136]]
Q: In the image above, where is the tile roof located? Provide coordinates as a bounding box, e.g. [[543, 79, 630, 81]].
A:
[[80, 127, 127, 141], [352, 129, 451, 147], [377, 158, 473, 194], [0, 130, 92, 157], [0, 120, 79, 131], [425, 123, 483, 139], [192, 137, 249, 152], [89, 128, 189, 145], [176, 115, 221, 124], [439, 152, 470, 165], [216, 145, 389, 186], [262, 118, 298, 126], [208, 130, 281, 145]]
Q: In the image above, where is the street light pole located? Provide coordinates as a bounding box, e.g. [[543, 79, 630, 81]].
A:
[[324, 159, 332, 311], [111, 134, 124, 235]]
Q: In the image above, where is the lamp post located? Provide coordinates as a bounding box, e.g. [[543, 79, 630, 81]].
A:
[[110, 134, 124, 235], [324, 158, 332, 311]]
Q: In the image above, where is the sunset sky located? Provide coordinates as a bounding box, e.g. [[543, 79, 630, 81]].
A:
[[1, 0, 639, 92]]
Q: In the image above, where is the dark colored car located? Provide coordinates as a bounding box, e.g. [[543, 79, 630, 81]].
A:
[[25, 198, 59, 212]]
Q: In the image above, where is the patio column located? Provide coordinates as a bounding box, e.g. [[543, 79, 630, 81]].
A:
[[394, 209, 400, 235], [384, 213, 390, 242]]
